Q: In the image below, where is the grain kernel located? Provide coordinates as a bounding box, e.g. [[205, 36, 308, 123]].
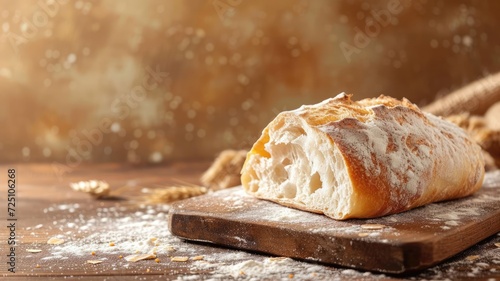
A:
[[466, 255, 480, 261], [47, 237, 65, 245], [360, 224, 386, 230], [171, 256, 189, 262], [191, 255, 204, 261], [27, 249, 42, 253]]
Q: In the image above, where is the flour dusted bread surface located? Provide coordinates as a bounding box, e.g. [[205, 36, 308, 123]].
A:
[[241, 93, 485, 220]]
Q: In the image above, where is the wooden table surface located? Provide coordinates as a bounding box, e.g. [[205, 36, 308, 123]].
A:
[[1, 163, 499, 280]]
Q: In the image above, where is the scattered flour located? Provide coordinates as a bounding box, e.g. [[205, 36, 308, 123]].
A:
[[26, 174, 500, 280], [35, 203, 175, 261]]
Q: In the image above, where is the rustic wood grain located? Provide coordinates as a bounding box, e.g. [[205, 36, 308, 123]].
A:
[[169, 171, 500, 274], [1, 164, 499, 280]]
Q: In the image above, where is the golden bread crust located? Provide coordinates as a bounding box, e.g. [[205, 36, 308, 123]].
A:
[[241, 93, 485, 219]]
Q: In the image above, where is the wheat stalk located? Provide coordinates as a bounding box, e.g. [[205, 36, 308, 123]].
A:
[[423, 72, 500, 116], [201, 149, 247, 190], [146, 185, 208, 203]]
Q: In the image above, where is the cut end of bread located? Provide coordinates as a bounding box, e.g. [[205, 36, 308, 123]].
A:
[[242, 93, 367, 219], [241, 110, 353, 219]]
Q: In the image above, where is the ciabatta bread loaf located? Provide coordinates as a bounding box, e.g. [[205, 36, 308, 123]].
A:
[[241, 93, 485, 220]]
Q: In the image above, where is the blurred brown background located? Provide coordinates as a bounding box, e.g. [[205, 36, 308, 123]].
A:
[[1, 0, 499, 166]]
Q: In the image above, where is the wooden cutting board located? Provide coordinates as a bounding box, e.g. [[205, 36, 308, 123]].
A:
[[168, 171, 500, 274]]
